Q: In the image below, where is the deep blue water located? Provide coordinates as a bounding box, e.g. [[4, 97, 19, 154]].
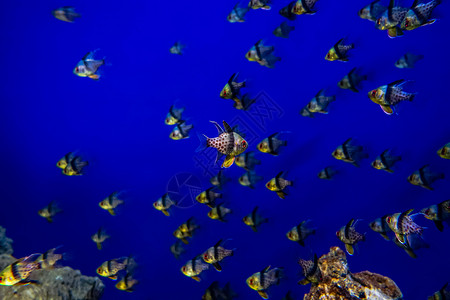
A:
[[1, 0, 449, 299]]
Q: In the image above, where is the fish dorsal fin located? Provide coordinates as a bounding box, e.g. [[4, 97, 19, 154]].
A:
[[228, 72, 238, 84], [389, 79, 406, 87], [222, 121, 233, 133], [344, 219, 355, 238], [275, 171, 284, 179], [261, 265, 271, 273], [334, 38, 344, 49], [348, 67, 357, 77], [412, 0, 420, 7], [315, 89, 325, 98], [404, 208, 414, 216], [252, 206, 259, 216], [214, 239, 223, 248], [210, 121, 225, 135]]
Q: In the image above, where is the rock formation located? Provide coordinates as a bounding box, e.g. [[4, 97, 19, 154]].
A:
[[304, 247, 403, 300], [0, 226, 13, 255]]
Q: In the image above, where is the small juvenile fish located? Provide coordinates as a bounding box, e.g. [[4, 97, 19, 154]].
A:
[[243, 206, 268, 232], [170, 121, 194, 140], [258, 132, 288, 156], [248, 0, 272, 10], [202, 239, 234, 272], [332, 138, 368, 167], [401, 0, 441, 31], [325, 38, 354, 62], [338, 68, 367, 92], [292, 0, 320, 15], [246, 40, 281, 68], [246, 266, 283, 299], [220, 72, 246, 100], [421, 200, 450, 232], [266, 171, 293, 199], [359, 0, 387, 22], [273, 21, 295, 38], [279, 2, 297, 20], [235, 151, 261, 171], [210, 170, 230, 189], [336, 219, 365, 255], [368, 80, 416, 115], [0, 254, 41, 286], [62, 155, 89, 176], [181, 256, 210, 282], [153, 193, 176, 216], [99, 191, 124, 216], [36, 247, 64, 269], [52, 6, 81, 23], [170, 240, 185, 259], [208, 204, 232, 222], [74, 50, 105, 80], [297, 254, 322, 285], [38, 201, 62, 223], [386, 209, 425, 244], [91, 227, 110, 250], [369, 216, 391, 241], [407, 165, 445, 190], [371, 149, 402, 173], [96, 256, 135, 280], [239, 171, 263, 189], [395, 53, 424, 68], [170, 42, 185, 55], [437, 142, 450, 159], [228, 3, 250, 23], [375, 0, 409, 38], [174, 217, 199, 244], [233, 93, 256, 111], [196, 187, 222, 208], [428, 283, 450, 300], [115, 272, 138, 292], [306, 90, 336, 114], [165, 105, 184, 125], [286, 220, 316, 246], [317, 167, 337, 180]]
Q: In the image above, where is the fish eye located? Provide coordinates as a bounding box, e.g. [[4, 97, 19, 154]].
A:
[[182, 266, 186, 272], [239, 177, 243, 183], [241, 140, 246, 146], [386, 217, 391, 223], [288, 232, 292, 238], [336, 231, 339, 237], [203, 254, 208, 260], [371, 90, 376, 97], [326, 53, 330, 59], [249, 279, 254, 285], [223, 90, 227, 95]]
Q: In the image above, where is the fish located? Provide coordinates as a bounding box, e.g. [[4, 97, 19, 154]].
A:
[[115, 272, 138, 292], [375, 0, 409, 38], [298, 254, 322, 285], [97, 256, 135, 280], [36, 247, 64, 269], [38, 201, 62, 222], [368, 79, 416, 115], [401, 0, 441, 31], [332, 138, 368, 167], [52, 6, 81, 23], [286, 220, 316, 246], [421, 200, 450, 232], [299, 106, 315, 118], [62, 155, 89, 176], [317, 167, 337, 180], [248, 0, 272, 10], [202, 281, 237, 300], [257, 132, 288, 156], [243, 206, 269, 232], [208, 203, 232, 222], [273, 21, 295, 38], [395, 53, 424, 68], [233, 93, 256, 111], [337, 68, 367, 92], [336, 219, 365, 255], [210, 170, 230, 189], [279, 2, 297, 20], [371, 149, 402, 173], [306, 90, 336, 114], [198, 120, 248, 168], [181, 256, 210, 282], [91, 227, 110, 250], [239, 171, 263, 189], [153, 193, 176, 216], [0, 253, 41, 286], [246, 265, 283, 299], [174, 217, 199, 244], [386, 209, 425, 244], [246, 40, 281, 68], [170, 41, 185, 55], [196, 187, 222, 208], [266, 171, 293, 199], [369, 216, 391, 241], [170, 121, 194, 140], [170, 240, 185, 259], [220, 73, 246, 100], [292, 0, 320, 15], [227, 3, 250, 23], [235, 151, 261, 171], [407, 165, 445, 190], [165, 105, 184, 125], [437, 142, 450, 159], [73, 50, 105, 80], [325, 38, 354, 62], [359, 0, 387, 22], [99, 191, 124, 216], [56, 152, 75, 169], [202, 239, 234, 272], [428, 283, 450, 300]]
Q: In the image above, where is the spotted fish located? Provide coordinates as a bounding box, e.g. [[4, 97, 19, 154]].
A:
[[386, 209, 425, 244], [336, 219, 365, 255], [325, 38, 354, 62], [368, 80, 416, 115], [298, 254, 322, 285], [202, 239, 234, 272], [181, 256, 210, 282], [401, 0, 441, 31], [246, 266, 283, 299]]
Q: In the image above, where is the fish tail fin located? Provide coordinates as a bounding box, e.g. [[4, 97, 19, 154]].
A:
[[349, 43, 355, 49], [288, 180, 293, 187], [196, 133, 209, 152]]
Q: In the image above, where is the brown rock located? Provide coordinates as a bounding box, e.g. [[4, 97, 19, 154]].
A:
[[0, 226, 13, 255]]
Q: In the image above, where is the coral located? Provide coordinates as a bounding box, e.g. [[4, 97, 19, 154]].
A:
[[0, 226, 13, 255], [304, 247, 403, 300]]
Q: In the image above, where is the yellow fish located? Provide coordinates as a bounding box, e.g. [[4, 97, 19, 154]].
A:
[[115, 272, 138, 292], [99, 191, 124, 216], [0, 254, 41, 286]]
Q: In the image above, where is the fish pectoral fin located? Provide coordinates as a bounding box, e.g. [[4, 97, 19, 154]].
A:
[[424, 19, 436, 26], [395, 233, 406, 244], [434, 220, 444, 232], [257, 290, 269, 299], [162, 210, 170, 217], [345, 243, 355, 255], [298, 278, 310, 285], [181, 238, 189, 245], [107, 209, 116, 216], [380, 233, 390, 241], [222, 155, 235, 168], [404, 248, 417, 259], [276, 191, 286, 199], [96, 243, 102, 250], [108, 275, 118, 280], [297, 240, 305, 247], [251, 226, 258, 232], [212, 262, 222, 272], [380, 105, 393, 115], [191, 276, 201, 282], [88, 74, 100, 80]]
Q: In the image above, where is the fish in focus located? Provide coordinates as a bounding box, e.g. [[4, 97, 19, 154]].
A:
[[400, 0, 441, 31], [292, 0, 320, 15], [359, 0, 387, 22], [181, 256, 210, 282], [325, 38, 354, 62], [407, 165, 445, 190], [337, 68, 367, 92], [91, 227, 110, 250], [62, 155, 89, 176], [336, 219, 365, 255], [202, 281, 237, 300], [170, 42, 185, 55], [96, 256, 135, 280], [220, 72, 246, 101], [273, 21, 295, 38], [421, 200, 450, 232], [228, 3, 250, 23], [38, 201, 62, 223], [115, 272, 138, 292], [208, 203, 232, 222], [170, 121, 194, 140], [170, 240, 185, 259], [332, 138, 368, 167], [52, 6, 81, 23], [0, 254, 41, 286], [368, 80, 416, 115], [235, 151, 261, 171], [196, 187, 222, 208], [233, 93, 256, 111], [36, 247, 64, 269], [99, 191, 124, 216], [317, 167, 337, 180], [286, 220, 316, 246], [246, 40, 281, 68], [202, 239, 234, 272], [174, 217, 199, 244], [279, 2, 297, 20], [153, 193, 177, 216], [257, 132, 288, 156], [73, 50, 105, 80], [428, 283, 450, 300], [165, 105, 184, 125], [395, 53, 424, 68], [246, 265, 283, 299], [266, 171, 293, 199], [369, 216, 391, 241], [243, 206, 269, 232], [386, 209, 425, 244], [375, 0, 409, 38], [239, 171, 263, 189], [298, 254, 322, 285], [198, 120, 248, 168], [306, 90, 336, 114], [248, 0, 272, 10], [371, 149, 402, 173], [437, 142, 450, 159], [210, 170, 230, 189]]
